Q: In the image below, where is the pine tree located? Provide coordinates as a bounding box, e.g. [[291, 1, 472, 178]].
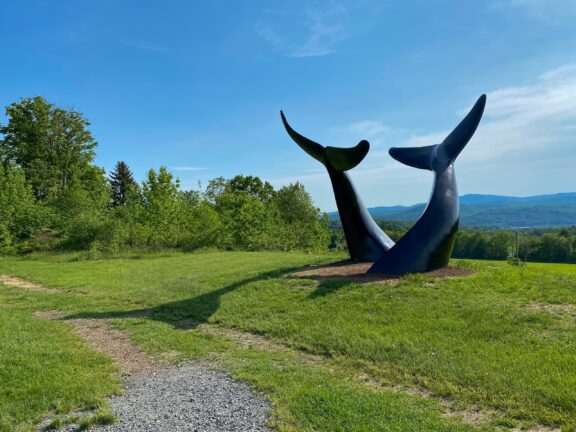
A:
[[109, 161, 136, 207]]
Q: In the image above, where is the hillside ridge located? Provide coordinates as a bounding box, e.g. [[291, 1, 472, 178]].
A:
[[328, 192, 576, 228]]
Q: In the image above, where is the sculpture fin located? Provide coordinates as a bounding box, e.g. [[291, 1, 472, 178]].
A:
[[281, 111, 370, 171], [389, 94, 487, 171], [280, 111, 325, 164], [324, 141, 370, 171], [388, 144, 437, 171], [439, 94, 486, 163]]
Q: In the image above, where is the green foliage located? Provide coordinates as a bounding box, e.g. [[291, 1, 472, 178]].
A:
[[140, 166, 182, 245], [108, 161, 136, 207], [215, 190, 275, 250], [273, 182, 330, 251], [228, 174, 275, 201], [452, 228, 576, 263], [0, 96, 99, 201], [178, 201, 223, 250], [0, 164, 47, 253], [372, 220, 576, 264], [213, 178, 329, 252], [0, 97, 330, 255], [205, 175, 275, 203]]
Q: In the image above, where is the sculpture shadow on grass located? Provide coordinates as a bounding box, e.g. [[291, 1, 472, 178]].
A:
[[306, 280, 357, 299], [287, 260, 400, 298], [64, 267, 301, 330]]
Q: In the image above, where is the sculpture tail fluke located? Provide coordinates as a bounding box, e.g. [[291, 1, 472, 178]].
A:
[[389, 144, 437, 171], [324, 141, 369, 171], [388, 94, 487, 171], [439, 94, 486, 163], [281, 111, 325, 164], [281, 111, 370, 171]]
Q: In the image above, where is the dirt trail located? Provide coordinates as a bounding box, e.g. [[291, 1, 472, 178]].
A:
[[22, 275, 560, 432], [0, 275, 58, 292], [35, 311, 159, 374]]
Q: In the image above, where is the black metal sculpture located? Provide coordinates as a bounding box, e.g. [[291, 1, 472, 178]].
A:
[[368, 94, 486, 274], [281, 112, 395, 261]]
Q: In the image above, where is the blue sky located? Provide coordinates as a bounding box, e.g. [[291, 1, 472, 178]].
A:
[[1, 0, 575, 211]]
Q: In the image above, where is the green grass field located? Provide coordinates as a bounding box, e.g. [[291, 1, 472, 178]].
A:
[[0, 251, 575, 431]]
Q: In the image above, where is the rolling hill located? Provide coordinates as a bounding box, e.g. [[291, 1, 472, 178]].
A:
[[328, 193, 576, 228]]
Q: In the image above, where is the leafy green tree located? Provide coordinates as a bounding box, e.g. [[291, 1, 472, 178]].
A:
[[228, 175, 275, 202], [204, 176, 228, 203], [0, 96, 98, 200], [272, 182, 330, 251], [0, 164, 45, 252], [214, 191, 271, 250], [109, 161, 137, 207], [140, 167, 182, 246], [178, 201, 223, 251], [205, 175, 274, 203]]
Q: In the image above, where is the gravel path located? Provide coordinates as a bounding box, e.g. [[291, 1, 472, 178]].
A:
[[54, 364, 271, 432]]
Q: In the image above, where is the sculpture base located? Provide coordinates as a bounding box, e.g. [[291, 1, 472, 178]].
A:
[[291, 260, 472, 284]]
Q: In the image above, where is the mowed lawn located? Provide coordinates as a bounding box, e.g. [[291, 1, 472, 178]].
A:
[[0, 251, 575, 431]]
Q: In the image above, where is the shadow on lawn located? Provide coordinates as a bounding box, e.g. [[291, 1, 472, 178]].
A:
[[306, 279, 357, 298], [288, 259, 401, 299], [64, 266, 302, 330]]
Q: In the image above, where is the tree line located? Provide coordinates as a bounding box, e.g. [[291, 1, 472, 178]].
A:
[[1, 96, 574, 264], [0, 97, 329, 254], [371, 221, 576, 264], [452, 227, 576, 264]]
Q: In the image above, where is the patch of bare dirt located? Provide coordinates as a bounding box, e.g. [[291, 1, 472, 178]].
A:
[[0, 275, 58, 293], [291, 260, 473, 285], [354, 373, 560, 431], [510, 427, 560, 432], [528, 303, 575, 316], [354, 372, 493, 427], [34, 311, 160, 374], [196, 323, 329, 365], [34, 310, 65, 320]]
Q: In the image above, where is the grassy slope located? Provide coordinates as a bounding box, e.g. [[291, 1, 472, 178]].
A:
[[0, 291, 120, 431], [0, 251, 575, 431]]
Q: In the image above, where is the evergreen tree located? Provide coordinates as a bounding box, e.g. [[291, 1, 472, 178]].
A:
[[109, 161, 136, 207]]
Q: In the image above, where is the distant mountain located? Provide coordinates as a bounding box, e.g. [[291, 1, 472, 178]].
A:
[[328, 193, 576, 228]]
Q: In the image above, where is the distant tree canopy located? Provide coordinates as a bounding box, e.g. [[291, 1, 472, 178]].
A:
[[0, 97, 330, 255], [371, 220, 576, 264]]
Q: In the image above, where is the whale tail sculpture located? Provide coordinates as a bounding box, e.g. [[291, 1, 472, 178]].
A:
[[369, 94, 487, 274], [281, 111, 370, 171], [389, 94, 486, 173], [281, 111, 394, 261]]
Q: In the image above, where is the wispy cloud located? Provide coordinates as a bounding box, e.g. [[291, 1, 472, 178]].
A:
[[257, 3, 348, 58], [491, 0, 576, 20], [407, 63, 576, 165], [171, 166, 208, 171], [335, 120, 390, 137], [290, 10, 345, 58], [122, 39, 171, 54], [291, 63, 576, 209]]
